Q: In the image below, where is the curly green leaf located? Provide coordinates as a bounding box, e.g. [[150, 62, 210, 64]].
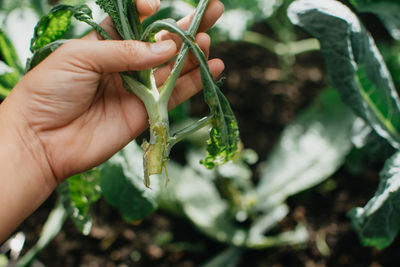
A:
[[30, 5, 75, 52]]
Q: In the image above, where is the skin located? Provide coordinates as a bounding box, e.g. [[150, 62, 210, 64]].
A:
[[0, 0, 224, 242]]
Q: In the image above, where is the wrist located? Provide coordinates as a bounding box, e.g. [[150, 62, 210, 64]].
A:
[[0, 94, 57, 241], [0, 96, 57, 189]]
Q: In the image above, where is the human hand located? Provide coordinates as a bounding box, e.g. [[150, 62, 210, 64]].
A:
[[0, 0, 224, 186]]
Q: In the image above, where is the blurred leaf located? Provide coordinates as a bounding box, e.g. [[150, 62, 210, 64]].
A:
[[288, 0, 400, 149], [350, 0, 400, 40], [16, 200, 67, 267], [200, 246, 243, 267], [0, 30, 23, 73], [257, 89, 355, 211], [159, 162, 307, 248], [0, 30, 23, 96], [58, 169, 101, 235], [99, 141, 160, 222], [349, 152, 400, 249], [380, 44, 400, 90]]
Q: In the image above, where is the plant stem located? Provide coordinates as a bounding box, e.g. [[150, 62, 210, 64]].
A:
[[168, 115, 213, 149], [160, 0, 210, 101], [142, 102, 169, 187], [242, 31, 320, 56]]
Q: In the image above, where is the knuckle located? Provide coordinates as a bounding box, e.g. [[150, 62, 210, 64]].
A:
[[118, 40, 140, 68]]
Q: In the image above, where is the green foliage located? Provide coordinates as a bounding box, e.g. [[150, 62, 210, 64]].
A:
[[142, 18, 240, 169], [288, 0, 400, 149], [0, 30, 23, 98], [96, 0, 142, 40], [58, 170, 101, 235], [30, 5, 74, 52], [349, 152, 400, 249], [257, 89, 356, 211], [288, 0, 400, 249], [350, 0, 400, 41], [201, 80, 239, 169], [30, 4, 107, 53], [99, 141, 160, 222]]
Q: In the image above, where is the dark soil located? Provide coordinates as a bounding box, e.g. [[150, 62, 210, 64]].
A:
[[5, 23, 398, 267]]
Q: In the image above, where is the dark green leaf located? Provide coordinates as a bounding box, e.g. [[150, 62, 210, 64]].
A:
[[380, 44, 400, 90], [257, 89, 355, 211], [349, 152, 400, 249], [99, 141, 159, 222], [95, 0, 141, 40], [58, 170, 101, 235], [353, 1, 400, 41], [26, 39, 67, 72], [30, 5, 75, 52], [73, 4, 112, 40], [288, 0, 400, 149]]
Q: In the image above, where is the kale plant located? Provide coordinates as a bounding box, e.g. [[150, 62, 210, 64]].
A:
[[288, 0, 400, 249], [25, 0, 239, 187]]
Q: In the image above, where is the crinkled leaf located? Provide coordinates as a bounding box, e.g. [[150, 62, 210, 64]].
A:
[[95, 0, 141, 40], [257, 89, 355, 211], [202, 87, 239, 169], [349, 152, 400, 249], [57, 170, 101, 235], [99, 141, 160, 222], [30, 5, 75, 52], [30, 4, 105, 52], [288, 0, 400, 149], [72, 4, 112, 40]]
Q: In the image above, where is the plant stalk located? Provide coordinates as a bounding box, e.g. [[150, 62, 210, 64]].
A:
[[168, 115, 213, 149], [242, 31, 320, 56]]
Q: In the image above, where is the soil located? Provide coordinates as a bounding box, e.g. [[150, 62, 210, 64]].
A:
[[4, 21, 399, 267]]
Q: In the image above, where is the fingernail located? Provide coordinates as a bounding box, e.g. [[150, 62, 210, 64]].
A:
[[151, 40, 175, 54], [146, 0, 156, 12]]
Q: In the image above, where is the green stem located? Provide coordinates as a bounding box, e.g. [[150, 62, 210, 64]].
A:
[[120, 73, 153, 101], [142, 102, 170, 187], [168, 115, 213, 149], [242, 31, 320, 56], [159, 0, 210, 102]]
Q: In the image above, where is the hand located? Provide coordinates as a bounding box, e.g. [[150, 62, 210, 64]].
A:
[[0, 0, 224, 241]]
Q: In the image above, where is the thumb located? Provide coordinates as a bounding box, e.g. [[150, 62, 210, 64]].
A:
[[57, 39, 177, 73]]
